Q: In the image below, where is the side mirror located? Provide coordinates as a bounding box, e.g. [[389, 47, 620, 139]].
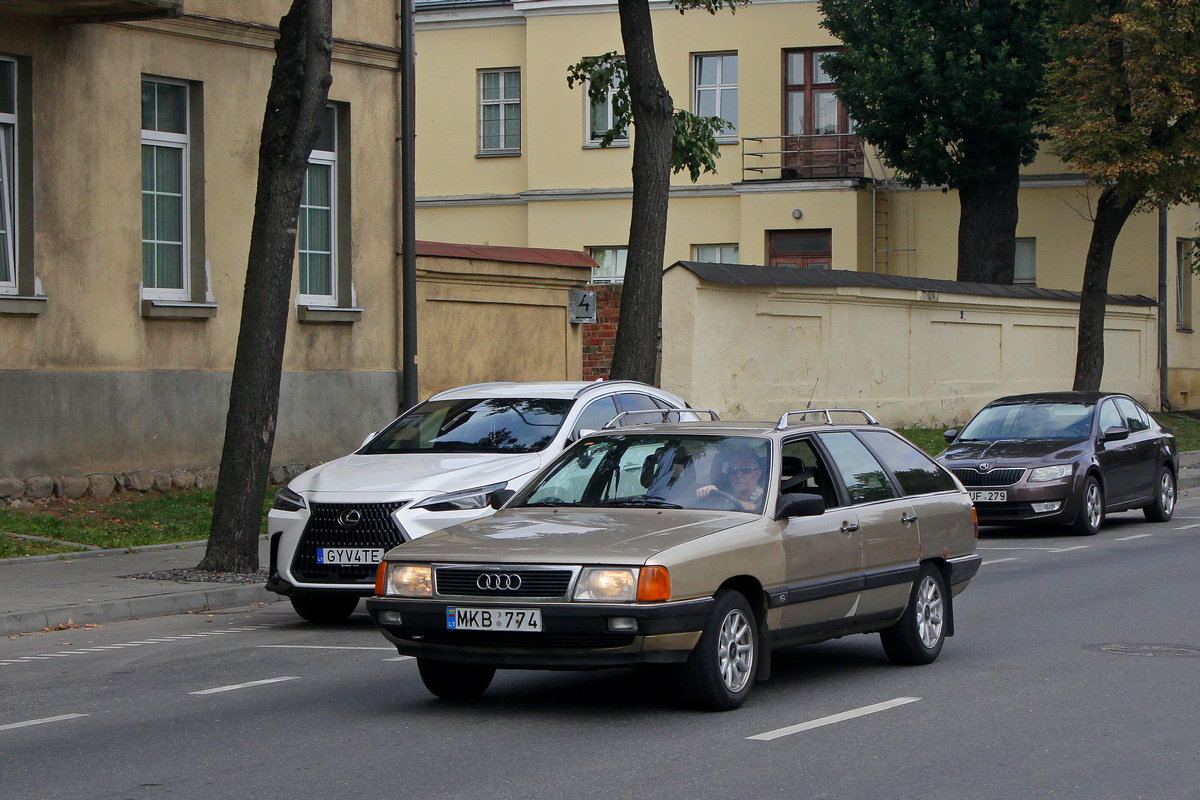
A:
[[943, 429, 959, 444], [1101, 425, 1129, 443], [488, 489, 516, 510], [775, 492, 826, 520]]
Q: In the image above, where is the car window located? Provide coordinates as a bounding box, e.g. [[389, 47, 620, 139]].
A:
[[571, 396, 619, 438], [959, 401, 1094, 441], [817, 431, 897, 505], [519, 434, 771, 513], [857, 430, 958, 496], [780, 437, 840, 509], [1114, 398, 1150, 433], [361, 398, 572, 454], [1098, 400, 1124, 433], [615, 393, 663, 425]]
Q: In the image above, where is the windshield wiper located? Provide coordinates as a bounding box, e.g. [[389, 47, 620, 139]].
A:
[[523, 498, 578, 508], [598, 497, 683, 509]]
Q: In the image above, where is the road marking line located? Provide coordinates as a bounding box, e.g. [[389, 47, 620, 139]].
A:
[[1049, 546, 1091, 553], [982, 557, 1020, 566], [257, 645, 393, 651], [384, 656, 414, 662], [35, 653, 73, 658], [748, 697, 921, 741], [1115, 534, 1155, 541], [189, 676, 300, 695], [0, 714, 89, 732], [1174, 523, 1200, 530], [978, 546, 1061, 551]]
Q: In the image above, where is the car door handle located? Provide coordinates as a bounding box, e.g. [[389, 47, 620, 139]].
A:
[[840, 521, 860, 533], [901, 514, 918, 525]]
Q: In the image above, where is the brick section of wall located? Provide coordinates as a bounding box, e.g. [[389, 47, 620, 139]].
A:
[[581, 283, 623, 381]]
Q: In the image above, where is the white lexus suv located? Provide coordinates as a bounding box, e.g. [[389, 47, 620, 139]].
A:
[[266, 381, 693, 622]]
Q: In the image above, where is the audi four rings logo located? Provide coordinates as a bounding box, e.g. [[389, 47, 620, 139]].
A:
[[477, 573, 522, 591], [337, 509, 363, 527]]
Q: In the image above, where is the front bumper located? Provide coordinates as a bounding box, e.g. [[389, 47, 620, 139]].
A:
[[967, 479, 1082, 525], [366, 595, 713, 669]]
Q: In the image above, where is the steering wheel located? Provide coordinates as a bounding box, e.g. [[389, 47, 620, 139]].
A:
[[703, 490, 744, 511]]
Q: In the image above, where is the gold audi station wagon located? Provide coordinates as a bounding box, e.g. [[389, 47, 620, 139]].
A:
[[367, 411, 981, 710]]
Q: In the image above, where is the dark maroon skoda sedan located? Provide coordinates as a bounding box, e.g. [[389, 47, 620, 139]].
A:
[[936, 392, 1177, 535]]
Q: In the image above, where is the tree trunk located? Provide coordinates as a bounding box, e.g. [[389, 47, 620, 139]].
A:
[[1072, 187, 1140, 391], [956, 166, 1020, 284], [608, 0, 674, 384], [199, 0, 332, 573]]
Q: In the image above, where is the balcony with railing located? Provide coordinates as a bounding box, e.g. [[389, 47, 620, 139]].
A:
[[742, 133, 877, 182]]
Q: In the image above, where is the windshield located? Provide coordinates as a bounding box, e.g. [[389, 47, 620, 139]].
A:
[[958, 402, 1095, 442], [516, 434, 772, 514], [360, 398, 573, 455]]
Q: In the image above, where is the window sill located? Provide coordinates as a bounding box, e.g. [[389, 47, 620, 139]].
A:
[[1177, 326, 1194, 334], [583, 141, 630, 150], [476, 150, 521, 158], [0, 295, 49, 316], [298, 305, 363, 324], [141, 299, 218, 319]]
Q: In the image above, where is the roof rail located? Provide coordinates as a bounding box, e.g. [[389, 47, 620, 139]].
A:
[[429, 382, 511, 398], [601, 409, 720, 429], [776, 409, 881, 430], [572, 379, 657, 399]]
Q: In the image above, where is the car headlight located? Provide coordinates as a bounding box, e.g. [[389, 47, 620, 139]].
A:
[[1029, 464, 1073, 482], [574, 568, 638, 602], [271, 486, 306, 512], [384, 564, 433, 597], [412, 482, 507, 512]]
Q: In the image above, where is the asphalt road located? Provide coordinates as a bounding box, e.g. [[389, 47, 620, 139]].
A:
[[3, 497, 1199, 800]]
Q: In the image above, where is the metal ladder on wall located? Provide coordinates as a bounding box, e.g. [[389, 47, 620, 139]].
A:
[[864, 146, 915, 274]]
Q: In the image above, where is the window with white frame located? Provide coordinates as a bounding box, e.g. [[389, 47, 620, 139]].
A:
[[479, 68, 521, 154], [141, 78, 190, 300], [693, 53, 737, 141], [1014, 238, 1036, 285], [693, 244, 739, 264], [298, 105, 337, 305], [587, 68, 628, 146], [1178, 238, 1194, 332], [589, 246, 627, 283], [0, 57, 17, 295]]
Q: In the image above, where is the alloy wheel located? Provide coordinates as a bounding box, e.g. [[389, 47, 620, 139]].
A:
[[1159, 472, 1176, 517], [1085, 482, 1103, 530], [717, 608, 755, 694], [915, 575, 944, 649]]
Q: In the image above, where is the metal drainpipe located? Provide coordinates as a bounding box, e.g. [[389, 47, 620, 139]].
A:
[[1159, 203, 1169, 411], [396, 0, 419, 413]]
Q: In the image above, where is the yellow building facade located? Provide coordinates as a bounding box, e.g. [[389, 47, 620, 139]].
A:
[[413, 0, 1200, 411]]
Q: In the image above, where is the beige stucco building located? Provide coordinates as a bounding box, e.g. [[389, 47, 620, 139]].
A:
[[412, 0, 1200, 414], [0, 1, 592, 480]]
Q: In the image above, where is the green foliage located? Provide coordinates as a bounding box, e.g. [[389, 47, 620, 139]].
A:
[[0, 488, 280, 557], [568, 51, 732, 181], [1044, 0, 1200, 209], [817, 0, 1050, 189]]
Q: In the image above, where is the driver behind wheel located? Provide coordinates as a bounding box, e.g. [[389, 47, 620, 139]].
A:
[[697, 449, 765, 511]]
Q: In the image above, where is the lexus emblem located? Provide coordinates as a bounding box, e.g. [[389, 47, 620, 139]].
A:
[[978, 463, 991, 473], [477, 573, 522, 591], [337, 509, 363, 528]]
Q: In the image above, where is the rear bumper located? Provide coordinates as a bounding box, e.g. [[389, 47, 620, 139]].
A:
[[366, 595, 713, 668]]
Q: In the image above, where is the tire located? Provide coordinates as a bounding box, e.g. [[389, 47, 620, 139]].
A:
[[416, 658, 495, 700], [1071, 475, 1104, 536], [680, 589, 758, 711], [881, 563, 947, 666], [1143, 465, 1176, 523], [289, 594, 359, 624]]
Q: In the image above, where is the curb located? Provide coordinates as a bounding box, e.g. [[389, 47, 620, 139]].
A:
[[1, 585, 283, 637], [0, 539, 210, 567]]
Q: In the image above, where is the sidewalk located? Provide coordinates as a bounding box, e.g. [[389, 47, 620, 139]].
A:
[[0, 537, 283, 636], [3, 453, 1199, 637]]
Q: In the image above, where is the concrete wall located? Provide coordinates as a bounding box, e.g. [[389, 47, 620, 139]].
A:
[[662, 267, 1159, 427]]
